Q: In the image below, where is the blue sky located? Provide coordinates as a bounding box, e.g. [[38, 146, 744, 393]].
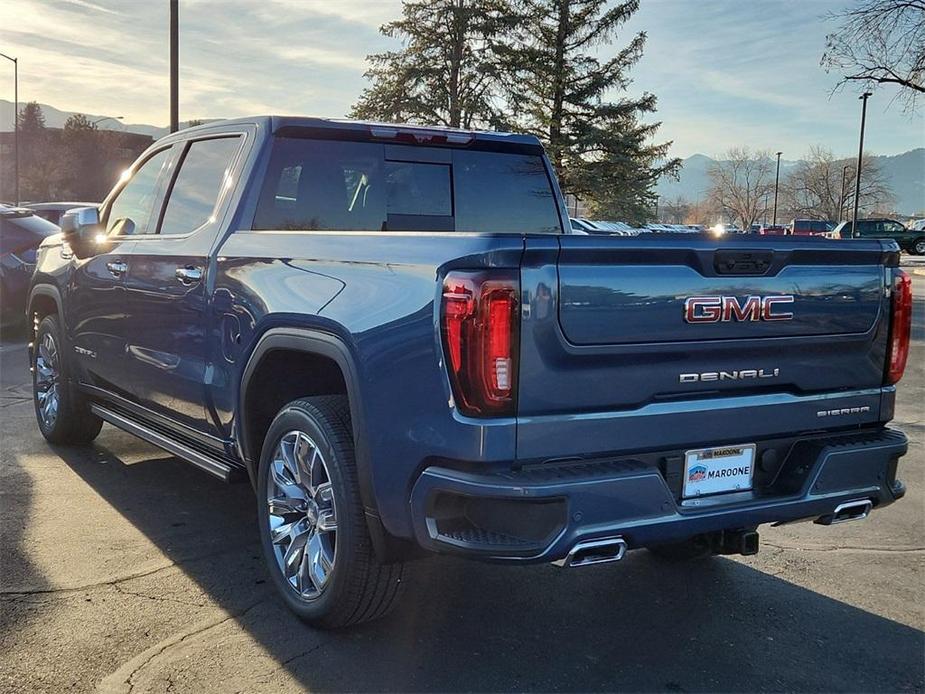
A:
[[2, 0, 923, 158]]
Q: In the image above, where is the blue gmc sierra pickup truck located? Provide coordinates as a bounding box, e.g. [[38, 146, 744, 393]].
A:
[[28, 117, 911, 628]]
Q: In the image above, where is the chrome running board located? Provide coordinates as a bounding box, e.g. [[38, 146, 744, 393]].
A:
[[91, 404, 235, 482]]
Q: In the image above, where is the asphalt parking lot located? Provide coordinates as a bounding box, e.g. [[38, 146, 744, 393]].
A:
[[1, 273, 923, 694]]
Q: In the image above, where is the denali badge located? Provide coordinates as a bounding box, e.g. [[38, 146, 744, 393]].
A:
[[680, 368, 779, 383], [684, 295, 794, 323]]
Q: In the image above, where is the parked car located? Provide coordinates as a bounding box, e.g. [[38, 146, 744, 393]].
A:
[[589, 220, 641, 236], [709, 223, 743, 235], [907, 218, 925, 232], [1, 206, 60, 327], [570, 217, 599, 233], [759, 225, 789, 235], [789, 219, 835, 236], [23, 201, 98, 226], [28, 116, 910, 628], [834, 218, 925, 255]]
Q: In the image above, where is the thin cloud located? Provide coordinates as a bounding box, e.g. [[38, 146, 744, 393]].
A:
[[1, 0, 921, 156]]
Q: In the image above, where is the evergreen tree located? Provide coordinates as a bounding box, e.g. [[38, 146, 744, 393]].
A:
[[61, 114, 111, 200], [16, 101, 46, 138], [351, 0, 512, 128], [16, 102, 47, 183], [502, 0, 679, 223], [14, 102, 60, 201]]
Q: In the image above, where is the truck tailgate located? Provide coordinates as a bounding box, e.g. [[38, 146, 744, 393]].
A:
[[516, 235, 893, 461]]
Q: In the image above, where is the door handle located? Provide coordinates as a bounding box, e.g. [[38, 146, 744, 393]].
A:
[[175, 266, 203, 285], [106, 260, 127, 278]]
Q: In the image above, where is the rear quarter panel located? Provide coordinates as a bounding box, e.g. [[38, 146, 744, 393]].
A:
[[212, 230, 525, 537]]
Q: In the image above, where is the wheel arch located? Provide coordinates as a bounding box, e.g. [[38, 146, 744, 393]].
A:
[[237, 328, 374, 510], [28, 284, 65, 334]]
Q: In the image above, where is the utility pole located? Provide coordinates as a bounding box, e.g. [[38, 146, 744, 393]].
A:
[[852, 92, 872, 229], [170, 0, 179, 133], [1, 52, 18, 204], [840, 164, 850, 221], [772, 151, 782, 226]]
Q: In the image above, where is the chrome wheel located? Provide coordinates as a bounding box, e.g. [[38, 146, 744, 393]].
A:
[[266, 430, 337, 599], [915, 239, 925, 255], [35, 331, 60, 430]]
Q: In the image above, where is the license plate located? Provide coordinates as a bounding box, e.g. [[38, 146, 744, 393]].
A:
[[683, 444, 756, 498]]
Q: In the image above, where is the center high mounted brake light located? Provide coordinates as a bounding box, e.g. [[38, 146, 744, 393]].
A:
[[369, 125, 474, 146], [441, 271, 519, 417]]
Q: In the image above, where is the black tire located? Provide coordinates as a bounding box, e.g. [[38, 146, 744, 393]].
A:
[[646, 536, 715, 561], [32, 315, 103, 445], [912, 237, 925, 256], [256, 395, 404, 629]]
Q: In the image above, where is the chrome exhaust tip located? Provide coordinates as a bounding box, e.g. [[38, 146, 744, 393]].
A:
[[815, 499, 873, 526], [553, 537, 627, 568]]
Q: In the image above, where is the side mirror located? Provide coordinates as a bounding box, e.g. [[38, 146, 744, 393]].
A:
[[60, 207, 102, 258]]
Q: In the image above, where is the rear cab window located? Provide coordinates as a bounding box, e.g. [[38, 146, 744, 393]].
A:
[[253, 138, 561, 234]]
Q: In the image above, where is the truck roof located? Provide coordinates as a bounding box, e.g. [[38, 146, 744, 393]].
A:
[[177, 115, 544, 150]]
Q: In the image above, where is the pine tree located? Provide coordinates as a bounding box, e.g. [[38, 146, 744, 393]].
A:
[[351, 0, 512, 128], [61, 114, 111, 200], [15, 102, 59, 201], [16, 101, 46, 138], [502, 0, 679, 223]]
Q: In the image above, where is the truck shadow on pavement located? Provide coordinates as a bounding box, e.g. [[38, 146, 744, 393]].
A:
[[15, 437, 925, 692]]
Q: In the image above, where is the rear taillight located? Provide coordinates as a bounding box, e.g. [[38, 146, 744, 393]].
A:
[[441, 271, 519, 416], [886, 269, 912, 385]]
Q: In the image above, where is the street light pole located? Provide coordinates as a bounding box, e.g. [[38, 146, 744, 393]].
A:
[[0, 52, 18, 204], [852, 92, 872, 229], [840, 164, 850, 221], [170, 0, 179, 133], [772, 151, 782, 226]]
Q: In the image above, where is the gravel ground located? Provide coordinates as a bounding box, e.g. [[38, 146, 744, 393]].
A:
[[1, 279, 922, 693]]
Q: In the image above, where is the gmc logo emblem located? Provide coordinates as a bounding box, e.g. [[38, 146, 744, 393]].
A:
[[684, 295, 794, 323]]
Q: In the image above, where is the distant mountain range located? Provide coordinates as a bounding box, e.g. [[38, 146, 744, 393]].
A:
[[657, 149, 924, 216], [2, 99, 923, 214], [0, 99, 211, 139]]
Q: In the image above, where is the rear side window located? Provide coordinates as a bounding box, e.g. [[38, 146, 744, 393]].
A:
[[253, 138, 561, 233], [159, 136, 241, 235]]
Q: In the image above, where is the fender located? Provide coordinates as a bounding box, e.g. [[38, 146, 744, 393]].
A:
[[237, 326, 377, 517], [27, 284, 66, 329], [27, 285, 67, 371]]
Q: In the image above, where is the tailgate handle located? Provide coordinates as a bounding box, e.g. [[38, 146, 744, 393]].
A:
[[714, 250, 773, 275]]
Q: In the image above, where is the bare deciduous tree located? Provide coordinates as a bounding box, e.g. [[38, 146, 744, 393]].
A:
[[662, 195, 690, 224], [707, 148, 775, 230], [822, 0, 925, 111], [783, 146, 894, 221]]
